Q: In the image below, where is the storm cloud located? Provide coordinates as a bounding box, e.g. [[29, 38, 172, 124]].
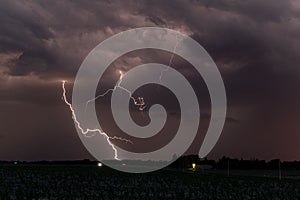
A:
[[0, 0, 300, 161]]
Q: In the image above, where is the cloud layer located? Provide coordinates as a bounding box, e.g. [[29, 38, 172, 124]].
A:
[[0, 0, 300, 160]]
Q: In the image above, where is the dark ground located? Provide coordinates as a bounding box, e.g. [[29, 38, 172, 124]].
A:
[[1, 164, 300, 199]]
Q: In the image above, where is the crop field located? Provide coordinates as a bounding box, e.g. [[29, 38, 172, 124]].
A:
[[1, 165, 300, 199]]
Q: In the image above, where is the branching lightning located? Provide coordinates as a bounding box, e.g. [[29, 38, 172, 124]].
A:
[[62, 80, 132, 160], [85, 70, 146, 112], [62, 36, 180, 161]]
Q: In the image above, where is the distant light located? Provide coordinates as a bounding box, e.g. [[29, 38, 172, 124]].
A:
[[14, 161, 17, 165], [97, 162, 102, 167], [192, 163, 196, 169], [122, 163, 126, 166]]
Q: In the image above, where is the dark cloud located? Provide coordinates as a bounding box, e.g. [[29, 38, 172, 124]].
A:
[[201, 0, 294, 22], [0, 0, 299, 79], [0, 0, 300, 160], [226, 117, 240, 124], [146, 16, 166, 26]]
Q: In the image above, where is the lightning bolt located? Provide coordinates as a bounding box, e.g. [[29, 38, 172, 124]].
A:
[[159, 35, 180, 83], [62, 36, 180, 160], [62, 80, 132, 160], [85, 35, 180, 114], [85, 70, 146, 112]]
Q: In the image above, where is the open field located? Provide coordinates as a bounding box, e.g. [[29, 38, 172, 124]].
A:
[[1, 165, 300, 199]]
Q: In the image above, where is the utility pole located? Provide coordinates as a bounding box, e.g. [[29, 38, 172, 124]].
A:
[[279, 160, 281, 180], [227, 159, 229, 177]]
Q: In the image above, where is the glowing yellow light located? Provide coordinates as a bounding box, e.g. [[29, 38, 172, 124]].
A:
[[192, 163, 196, 169], [97, 162, 103, 167]]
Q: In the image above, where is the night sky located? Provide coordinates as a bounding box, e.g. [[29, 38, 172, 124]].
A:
[[1, 0, 300, 161]]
